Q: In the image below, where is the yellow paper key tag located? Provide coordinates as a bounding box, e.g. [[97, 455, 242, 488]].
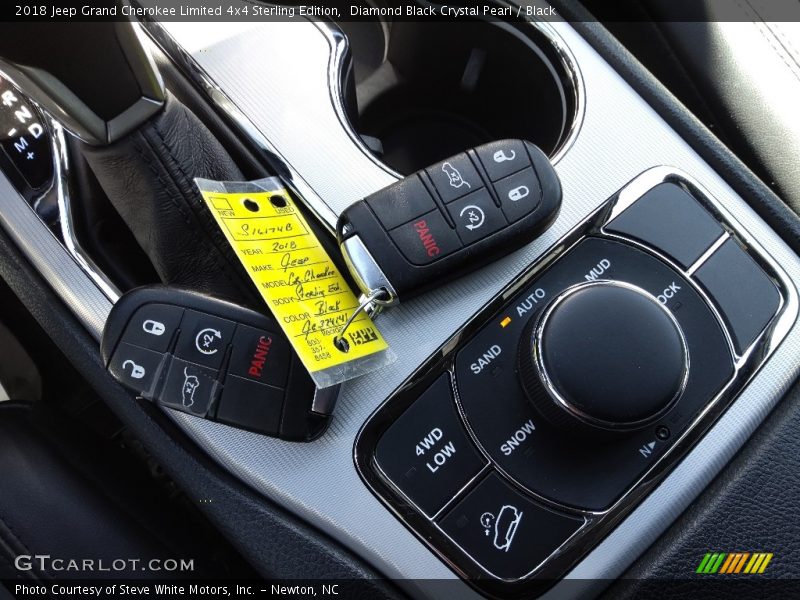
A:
[[195, 177, 393, 388]]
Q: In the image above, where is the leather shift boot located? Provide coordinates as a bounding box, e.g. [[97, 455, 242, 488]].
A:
[[81, 93, 259, 305]]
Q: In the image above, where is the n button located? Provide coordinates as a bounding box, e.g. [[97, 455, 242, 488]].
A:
[[375, 375, 486, 517]]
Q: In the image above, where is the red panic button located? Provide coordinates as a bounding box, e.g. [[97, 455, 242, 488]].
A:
[[414, 219, 441, 258], [229, 325, 290, 388], [248, 335, 273, 379], [390, 209, 462, 265]]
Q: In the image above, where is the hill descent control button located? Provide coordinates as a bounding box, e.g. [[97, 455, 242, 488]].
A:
[[438, 473, 582, 580], [375, 375, 486, 517]]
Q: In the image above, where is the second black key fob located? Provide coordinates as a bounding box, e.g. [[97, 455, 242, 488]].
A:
[[337, 140, 561, 306], [101, 286, 338, 441]]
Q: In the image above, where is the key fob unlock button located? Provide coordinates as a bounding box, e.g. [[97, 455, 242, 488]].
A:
[[108, 343, 166, 398], [476, 140, 529, 181]]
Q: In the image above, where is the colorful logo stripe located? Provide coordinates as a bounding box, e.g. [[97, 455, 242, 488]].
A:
[[696, 552, 773, 574]]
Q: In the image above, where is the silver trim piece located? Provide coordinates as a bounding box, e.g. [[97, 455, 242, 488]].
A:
[[0, 68, 121, 303], [0, 71, 118, 329], [50, 122, 121, 303], [0, 170, 112, 339], [532, 280, 690, 432]]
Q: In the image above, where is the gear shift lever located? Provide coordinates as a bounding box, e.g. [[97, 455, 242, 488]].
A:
[[0, 19, 259, 304], [0, 21, 165, 145]]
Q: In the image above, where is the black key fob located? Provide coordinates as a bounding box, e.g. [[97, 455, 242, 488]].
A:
[[337, 140, 561, 306], [100, 286, 338, 441]]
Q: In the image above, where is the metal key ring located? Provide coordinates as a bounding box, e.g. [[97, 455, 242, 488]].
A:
[[334, 288, 393, 353]]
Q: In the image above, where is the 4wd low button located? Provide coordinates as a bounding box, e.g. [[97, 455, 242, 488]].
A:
[[375, 375, 486, 517], [439, 473, 583, 580]]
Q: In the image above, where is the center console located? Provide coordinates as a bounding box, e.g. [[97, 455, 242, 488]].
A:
[[356, 168, 794, 595], [144, 11, 800, 596], [2, 2, 800, 598]]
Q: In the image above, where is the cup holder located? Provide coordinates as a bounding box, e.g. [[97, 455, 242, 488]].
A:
[[336, 15, 581, 175]]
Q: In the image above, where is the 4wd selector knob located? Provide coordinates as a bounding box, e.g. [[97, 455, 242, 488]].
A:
[[518, 281, 688, 434]]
